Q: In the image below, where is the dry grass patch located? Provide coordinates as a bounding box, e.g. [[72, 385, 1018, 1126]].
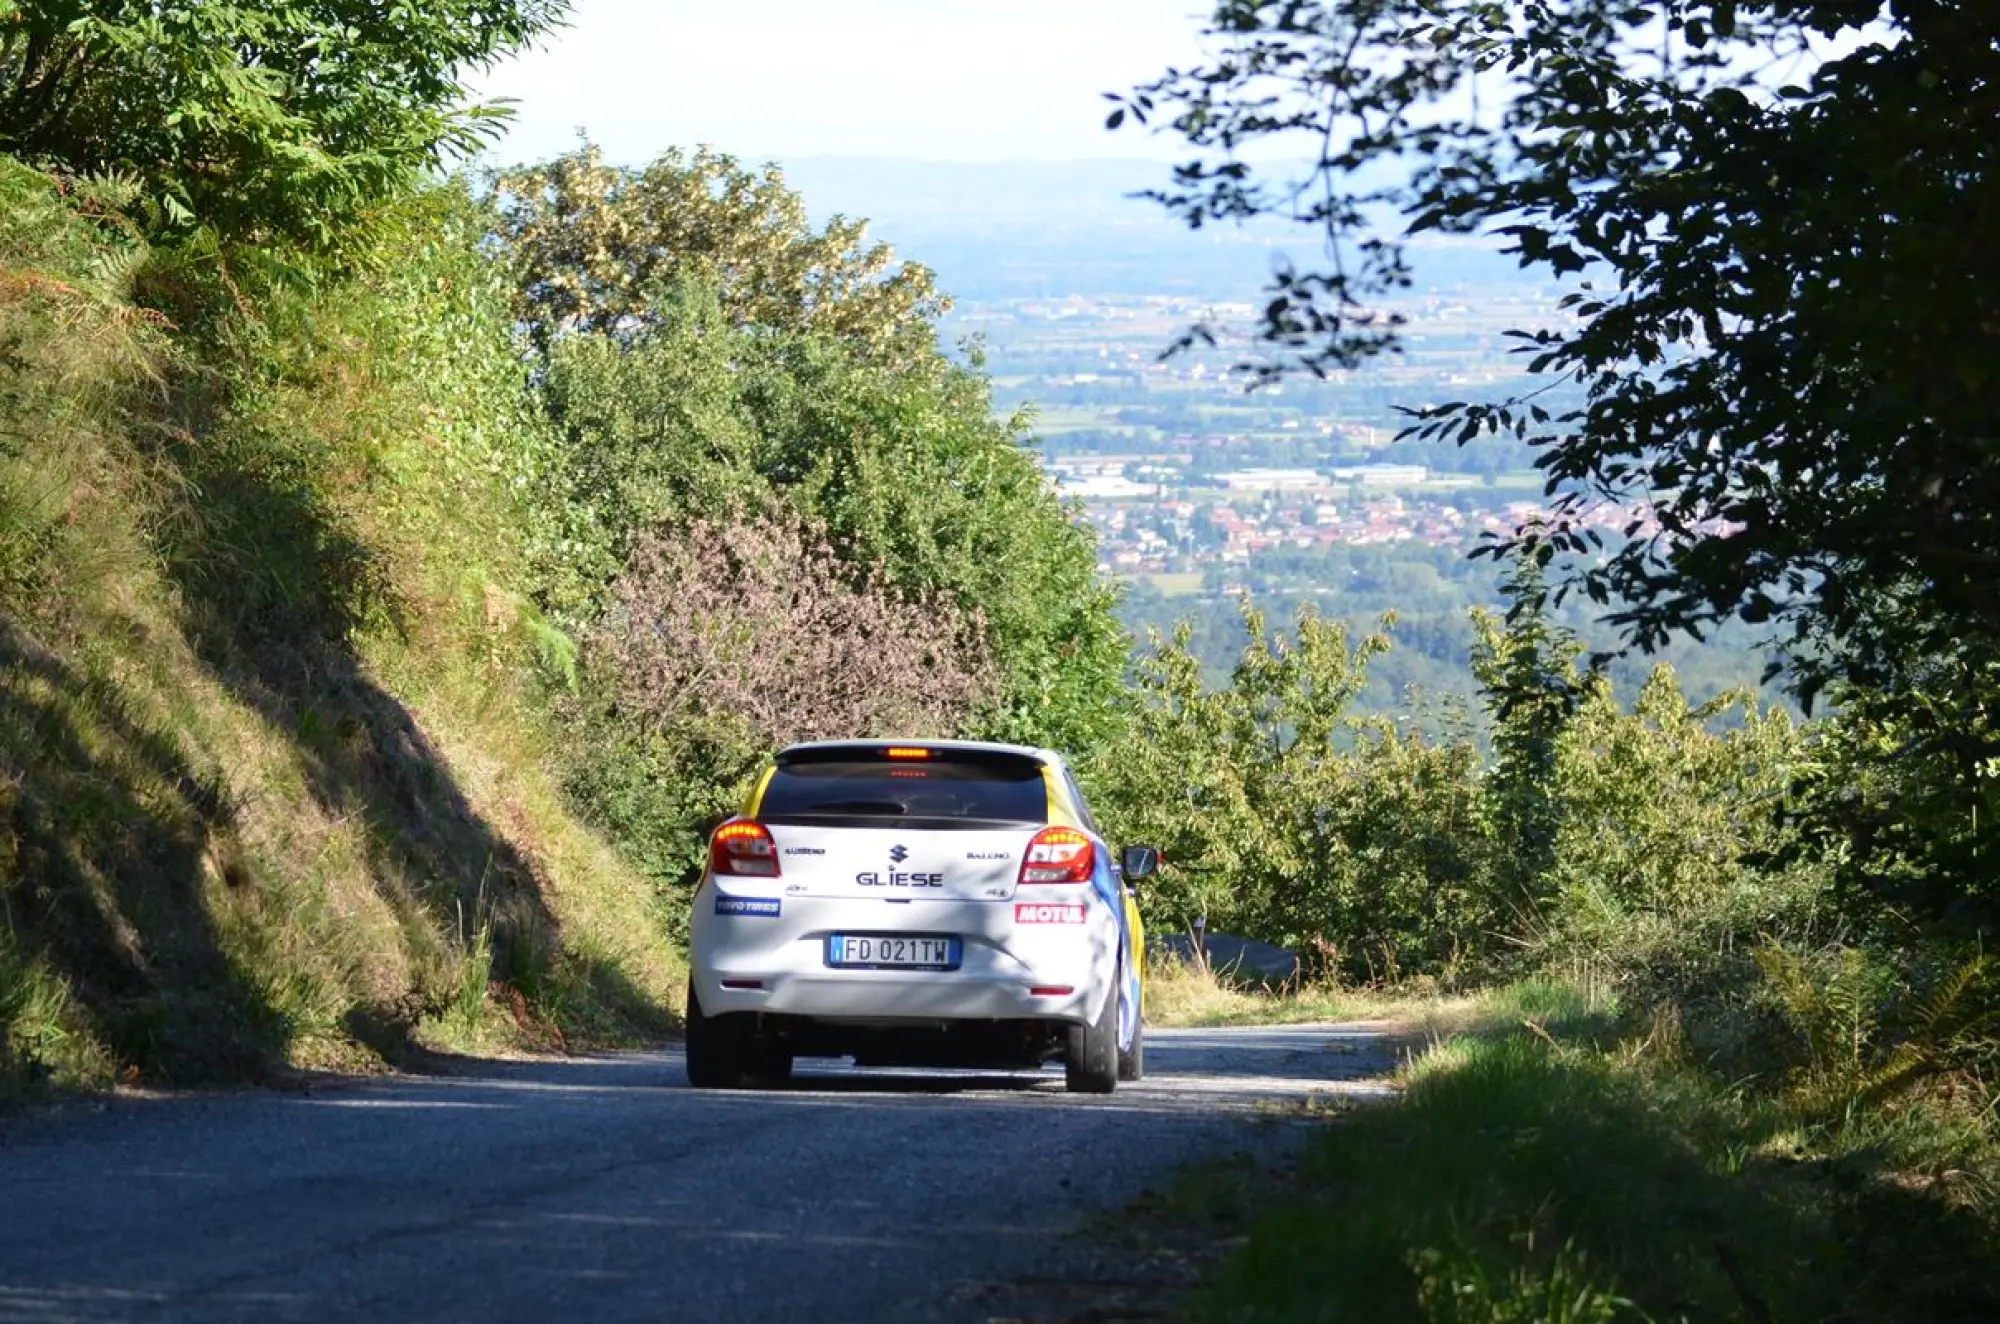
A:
[[1144, 951, 1489, 1032]]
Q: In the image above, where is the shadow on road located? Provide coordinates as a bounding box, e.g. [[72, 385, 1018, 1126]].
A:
[[777, 1070, 1053, 1095], [261, 1023, 1400, 1120]]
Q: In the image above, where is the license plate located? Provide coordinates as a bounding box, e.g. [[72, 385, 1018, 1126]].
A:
[[825, 934, 961, 970]]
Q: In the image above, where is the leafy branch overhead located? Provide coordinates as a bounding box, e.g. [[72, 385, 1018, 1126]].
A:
[[0, 1, 566, 252], [1113, 1, 2000, 714]]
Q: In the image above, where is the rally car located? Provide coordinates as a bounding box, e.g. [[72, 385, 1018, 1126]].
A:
[[685, 739, 1156, 1093]]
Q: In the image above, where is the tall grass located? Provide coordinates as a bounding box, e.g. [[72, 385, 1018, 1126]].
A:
[[0, 159, 678, 1098], [1194, 979, 2000, 1323]]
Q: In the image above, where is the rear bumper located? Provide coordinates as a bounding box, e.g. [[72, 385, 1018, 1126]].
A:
[[691, 962, 1096, 1025], [690, 879, 1120, 1028]]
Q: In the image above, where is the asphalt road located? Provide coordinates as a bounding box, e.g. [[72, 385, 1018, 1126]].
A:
[[0, 1025, 1396, 1324]]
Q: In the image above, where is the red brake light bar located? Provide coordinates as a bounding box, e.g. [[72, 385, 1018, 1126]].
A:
[[884, 747, 932, 760]]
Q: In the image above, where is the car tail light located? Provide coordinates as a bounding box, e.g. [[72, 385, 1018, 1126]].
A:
[[1019, 826, 1093, 885], [709, 820, 780, 878]]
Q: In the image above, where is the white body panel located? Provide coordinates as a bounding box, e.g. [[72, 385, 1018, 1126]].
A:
[[689, 819, 1120, 1026]]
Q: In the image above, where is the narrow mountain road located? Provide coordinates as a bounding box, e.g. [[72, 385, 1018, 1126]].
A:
[[0, 1026, 1396, 1324]]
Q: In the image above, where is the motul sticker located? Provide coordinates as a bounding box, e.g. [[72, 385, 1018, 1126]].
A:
[[1015, 903, 1086, 925]]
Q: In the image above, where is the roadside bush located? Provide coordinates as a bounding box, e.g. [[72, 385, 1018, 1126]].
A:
[[528, 297, 1125, 754], [592, 512, 995, 747], [1101, 576, 1828, 995], [1526, 669, 1831, 998], [1789, 660, 2000, 942], [568, 512, 998, 913], [1089, 602, 1493, 982]]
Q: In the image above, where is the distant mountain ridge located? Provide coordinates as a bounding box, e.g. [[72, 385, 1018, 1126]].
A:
[[771, 156, 1534, 303]]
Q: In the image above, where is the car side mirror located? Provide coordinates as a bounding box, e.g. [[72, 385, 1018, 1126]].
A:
[[1119, 844, 1160, 882]]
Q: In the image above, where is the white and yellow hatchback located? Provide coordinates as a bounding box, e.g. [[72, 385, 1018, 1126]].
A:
[[686, 740, 1156, 1093]]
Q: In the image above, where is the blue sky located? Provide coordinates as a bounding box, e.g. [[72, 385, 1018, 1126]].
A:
[[473, 0, 1216, 166]]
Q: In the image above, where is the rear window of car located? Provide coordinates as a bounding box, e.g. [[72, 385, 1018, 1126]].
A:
[[758, 752, 1048, 827]]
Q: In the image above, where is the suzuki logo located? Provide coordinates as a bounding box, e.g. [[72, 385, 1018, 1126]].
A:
[[889, 844, 909, 864]]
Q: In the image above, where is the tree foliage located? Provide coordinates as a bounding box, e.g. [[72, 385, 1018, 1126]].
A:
[[0, 0, 563, 250], [1116, 2, 2000, 710], [565, 511, 1002, 916], [1790, 664, 2000, 937], [1471, 554, 1588, 909], [526, 297, 1126, 750], [491, 143, 948, 365], [592, 512, 996, 755], [482, 144, 1130, 897], [1090, 602, 1495, 979], [500, 148, 1128, 758], [1536, 668, 1821, 984], [1091, 587, 1817, 986]]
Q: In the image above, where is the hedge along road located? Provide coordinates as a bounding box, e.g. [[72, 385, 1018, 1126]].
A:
[[0, 1026, 1395, 1324]]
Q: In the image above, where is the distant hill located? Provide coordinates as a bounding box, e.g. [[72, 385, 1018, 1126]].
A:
[[774, 156, 1538, 304]]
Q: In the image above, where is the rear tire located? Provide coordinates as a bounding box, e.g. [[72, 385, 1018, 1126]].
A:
[[680, 980, 756, 1096], [1118, 1004, 1145, 1082], [1065, 978, 1119, 1094]]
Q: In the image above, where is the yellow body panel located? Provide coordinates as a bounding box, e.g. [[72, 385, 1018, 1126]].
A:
[[742, 765, 776, 817], [1042, 763, 1147, 1012], [1125, 892, 1147, 1014], [1038, 763, 1082, 829]]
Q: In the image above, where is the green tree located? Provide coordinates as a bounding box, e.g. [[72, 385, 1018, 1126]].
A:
[[1090, 602, 1493, 980], [1791, 662, 2000, 938], [491, 143, 947, 366], [1521, 660, 1831, 1038], [0, 1, 562, 250], [486, 146, 1131, 906], [1119, 0, 2000, 927], [1115, 1, 1997, 700], [528, 304, 1127, 754], [493, 142, 1131, 757], [1471, 554, 1588, 911]]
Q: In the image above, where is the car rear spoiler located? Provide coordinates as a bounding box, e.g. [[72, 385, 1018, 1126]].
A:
[[776, 744, 1045, 777]]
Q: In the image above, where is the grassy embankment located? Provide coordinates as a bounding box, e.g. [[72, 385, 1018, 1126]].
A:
[[1143, 961, 2000, 1323], [0, 161, 680, 1100]]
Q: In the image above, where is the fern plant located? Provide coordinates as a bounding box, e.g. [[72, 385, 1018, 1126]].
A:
[[1857, 954, 1999, 1108], [1754, 938, 1996, 1118]]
